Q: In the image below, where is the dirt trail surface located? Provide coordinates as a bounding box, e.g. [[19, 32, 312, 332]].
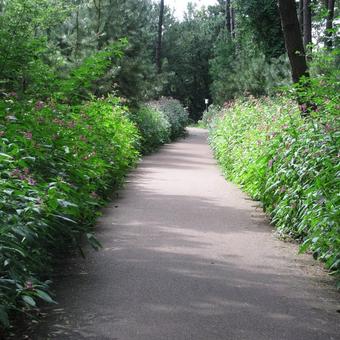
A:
[[29, 128, 339, 340]]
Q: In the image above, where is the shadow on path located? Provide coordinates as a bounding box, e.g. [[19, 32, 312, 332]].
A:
[[24, 128, 339, 340]]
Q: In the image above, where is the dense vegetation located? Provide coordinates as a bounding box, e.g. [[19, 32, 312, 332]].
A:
[[205, 93, 339, 280], [0, 0, 339, 332], [0, 0, 189, 330], [197, 0, 339, 284], [0, 94, 187, 328]]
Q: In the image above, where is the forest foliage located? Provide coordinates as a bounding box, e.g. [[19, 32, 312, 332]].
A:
[[0, 0, 339, 332], [205, 92, 339, 280], [0, 0, 190, 330]]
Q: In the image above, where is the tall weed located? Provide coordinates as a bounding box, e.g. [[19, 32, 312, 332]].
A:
[[208, 96, 339, 280], [0, 96, 140, 327]]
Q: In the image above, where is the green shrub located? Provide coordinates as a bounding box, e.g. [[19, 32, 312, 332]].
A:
[[148, 98, 189, 140], [131, 105, 171, 154], [199, 104, 225, 129], [0, 95, 140, 327], [209, 96, 339, 279]]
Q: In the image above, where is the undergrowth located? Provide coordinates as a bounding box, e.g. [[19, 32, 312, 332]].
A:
[[0, 96, 140, 327], [207, 96, 339, 282]]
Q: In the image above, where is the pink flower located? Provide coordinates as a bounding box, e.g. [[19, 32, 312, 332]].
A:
[[25, 281, 34, 290], [8, 92, 17, 98], [28, 178, 37, 185], [280, 186, 286, 194], [67, 121, 76, 128], [268, 159, 274, 168], [53, 118, 64, 126], [10, 168, 21, 177], [90, 192, 99, 199], [35, 101, 45, 110], [324, 123, 332, 132], [23, 131, 33, 140], [299, 103, 307, 112]]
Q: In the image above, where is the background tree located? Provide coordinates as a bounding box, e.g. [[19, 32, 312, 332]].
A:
[[325, 0, 335, 48], [278, 0, 308, 84], [303, 0, 312, 49], [156, 0, 165, 73]]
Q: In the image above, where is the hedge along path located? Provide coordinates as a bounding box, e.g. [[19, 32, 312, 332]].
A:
[[29, 128, 339, 340]]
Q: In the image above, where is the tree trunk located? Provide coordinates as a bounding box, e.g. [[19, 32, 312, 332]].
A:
[[75, 7, 80, 60], [225, 0, 231, 33], [325, 0, 335, 48], [230, 1, 235, 38], [156, 0, 164, 73], [298, 0, 303, 36], [93, 0, 102, 50], [303, 0, 312, 49], [278, 0, 308, 84]]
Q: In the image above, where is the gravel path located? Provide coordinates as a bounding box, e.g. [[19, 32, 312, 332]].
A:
[[30, 128, 339, 340]]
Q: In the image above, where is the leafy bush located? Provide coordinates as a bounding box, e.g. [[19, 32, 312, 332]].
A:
[[0, 96, 140, 327], [132, 105, 171, 154], [148, 98, 189, 140], [209, 96, 339, 279], [198, 104, 225, 129]]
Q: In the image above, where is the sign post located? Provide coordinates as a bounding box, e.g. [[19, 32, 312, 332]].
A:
[[205, 98, 209, 112]]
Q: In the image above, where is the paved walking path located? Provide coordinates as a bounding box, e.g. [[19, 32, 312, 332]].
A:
[[31, 128, 339, 340]]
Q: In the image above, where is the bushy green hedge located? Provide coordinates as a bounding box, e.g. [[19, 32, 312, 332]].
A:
[[0, 96, 140, 327], [207, 97, 339, 279], [131, 105, 171, 154], [148, 98, 189, 140], [132, 98, 189, 154], [0, 93, 188, 329]]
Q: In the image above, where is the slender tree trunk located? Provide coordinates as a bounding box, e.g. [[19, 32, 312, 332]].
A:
[[278, 0, 308, 84], [278, 0, 316, 116], [230, 1, 235, 38], [93, 0, 102, 50], [303, 0, 312, 49], [75, 7, 80, 60], [156, 0, 164, 73], [298, 0, 304, 36], [325, 0, 335, 48], [225, 0, 231, 33]]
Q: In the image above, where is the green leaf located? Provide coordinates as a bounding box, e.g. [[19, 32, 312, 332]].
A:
[[22, 295, 36, 307], [35, 290, 56, 304], [0, 152, 12, 159], [86, 233, 102, 250]]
